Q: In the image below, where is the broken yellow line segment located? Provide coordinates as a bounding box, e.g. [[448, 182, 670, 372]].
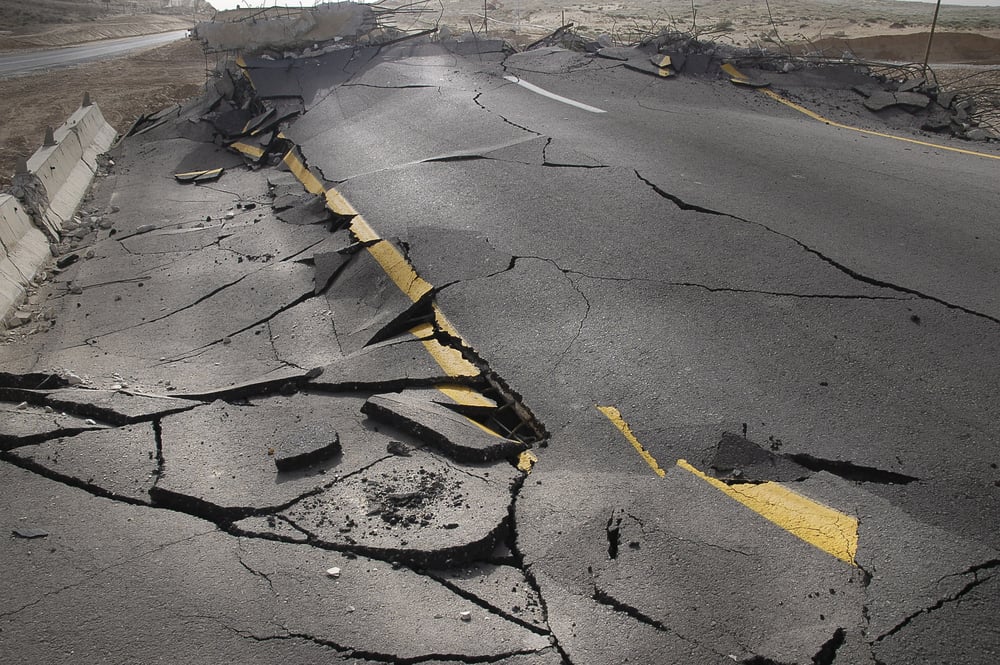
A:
[[677, 459, 858, 565], [238, 75, 508, 422], [230, 142, 265, 159], [272, 138, 517, 442], [597, 405, 667, 477], [349, 217, 434, 303], [599, 405, 858, 564], [722, 63, 1000, 162]]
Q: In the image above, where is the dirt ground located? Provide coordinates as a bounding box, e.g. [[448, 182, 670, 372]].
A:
[[2, 1, 999, 187], [0, 38, 210, 189], [401, 0, 1000, 47]]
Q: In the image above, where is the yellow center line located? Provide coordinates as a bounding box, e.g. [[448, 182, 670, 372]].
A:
[[230, 142, 265, 159], [599, 404, 858, 563], [325, 188, 358, 217], [266, 139, 522, 449], [677, 459, 859, 565], [597, 405, 667, 478], [281, 149, 326, 195], [723, 63, 1000, 161], [435, 384, 495, 407], [352, 228, 434, 303], [518, 450, 538, 472], [409, 322, 479, 378]]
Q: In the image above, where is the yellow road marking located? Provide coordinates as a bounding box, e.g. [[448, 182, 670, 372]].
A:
[[230, 142, 265, 159], [597, 406, 667, 478], [352, 231, 434, 303], [721, 62, 747, 82], [272, 138, 528, 453], [436, 384, 496, 407], [281, 149, 326, 195], [724, 63, 1000, 161], [600, 402, 857, 563], [235, 55, 255, 90], [677, 459, 859, 565], [409, 322, 479, 377], [325, 188, 358, 216], [518, 450, 538, 472]]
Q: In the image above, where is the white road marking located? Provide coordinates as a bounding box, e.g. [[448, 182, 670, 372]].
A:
[[503, 75, 607, 114]]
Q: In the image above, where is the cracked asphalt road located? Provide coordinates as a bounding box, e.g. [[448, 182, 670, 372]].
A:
[[2, 35, 999, 664]]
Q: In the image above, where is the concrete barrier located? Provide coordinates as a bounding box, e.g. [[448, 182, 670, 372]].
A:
[[1, 100, 117, 325], [0, 194, 51, 326], [26, 102, 117, 238]]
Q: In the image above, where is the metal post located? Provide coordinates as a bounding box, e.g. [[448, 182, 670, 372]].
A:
[[922, 0, 942, 74]]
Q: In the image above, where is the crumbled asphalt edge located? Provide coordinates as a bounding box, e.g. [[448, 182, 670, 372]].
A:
[[0, 44, 561, 663]]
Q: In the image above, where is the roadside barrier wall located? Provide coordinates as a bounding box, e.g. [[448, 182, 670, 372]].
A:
[[27, 102, 118, 237], [1, 100, 117, 325]]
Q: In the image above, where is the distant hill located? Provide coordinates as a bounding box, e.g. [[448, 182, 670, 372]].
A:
[[0, 0, 214, 31]]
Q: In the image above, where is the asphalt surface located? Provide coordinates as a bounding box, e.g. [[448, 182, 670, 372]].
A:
[[2, 36, 999, 664], [0, 30, 188, 77]]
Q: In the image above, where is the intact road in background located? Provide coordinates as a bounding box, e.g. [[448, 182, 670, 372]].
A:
[[0, 30, 188, 77]]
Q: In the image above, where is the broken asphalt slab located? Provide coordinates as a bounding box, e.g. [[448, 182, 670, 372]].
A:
[[321, 242, 427, 354], [1, 463, 549, 662], [5, 422, 159, 503], [864, 90, 932, 111], [0, 400, 108, 449], [427, 562, 548, 632], [362, 391, 526, 463], [277, 447, 523, 566], [307, 336, 476, 391], [152, 395, 381, 518], [0, 387, 199, 424], [516, 467, 863, 664]]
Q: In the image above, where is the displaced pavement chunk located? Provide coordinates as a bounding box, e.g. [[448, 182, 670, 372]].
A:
[[8, 422, 159, 503], [362, 392, 526, 463], [153, 397, 346, 517]]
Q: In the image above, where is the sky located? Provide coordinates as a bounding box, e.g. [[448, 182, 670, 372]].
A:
[[204, 0, 1000, 12]]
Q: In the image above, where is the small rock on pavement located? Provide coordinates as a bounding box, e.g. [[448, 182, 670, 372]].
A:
[[12, 527, 49, 539], [460, 611, 472, 622], [64, 372, 84, 385], [386, 440, 411, 456], [135, 224, 156, 234], [326, 566, 341, 578]]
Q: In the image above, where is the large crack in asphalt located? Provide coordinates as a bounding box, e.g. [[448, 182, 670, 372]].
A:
[[472, 91, 543, 137], [12, 41, 980, 665], [224, 624, 549, 665], [634, 170, 1000, 325], [590, 585, 736, 660], [873, 560, 999, 643]]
